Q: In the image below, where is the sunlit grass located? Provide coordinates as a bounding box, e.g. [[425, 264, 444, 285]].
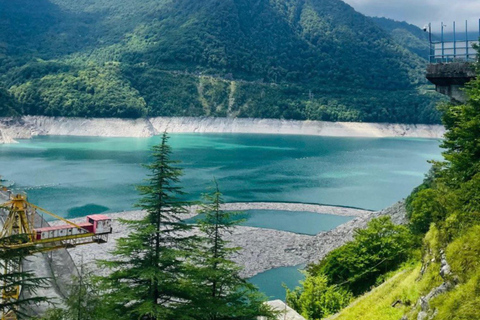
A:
[[327, 264, 422, 320]]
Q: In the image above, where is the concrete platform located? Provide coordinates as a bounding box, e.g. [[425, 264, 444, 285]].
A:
[[426, 62, 476, 103]]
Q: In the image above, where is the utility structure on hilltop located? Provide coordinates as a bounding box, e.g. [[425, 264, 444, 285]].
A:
[[425, 19, 479, 103], [0, 190, 112, 320]]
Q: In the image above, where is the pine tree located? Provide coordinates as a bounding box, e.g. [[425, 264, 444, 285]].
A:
[[40, 263, 110, 320], [0, 234, 49, 319], [184, 180, 274, 320], [98, 132, 194, 320]]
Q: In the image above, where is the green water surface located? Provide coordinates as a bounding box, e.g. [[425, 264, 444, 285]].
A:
[[185, 209, 354, 235], [249, 265, 306, 300], [0, 134, 441, 216]]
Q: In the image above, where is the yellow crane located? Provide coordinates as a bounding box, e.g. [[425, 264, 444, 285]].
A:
[[0, 190, 112, 320]]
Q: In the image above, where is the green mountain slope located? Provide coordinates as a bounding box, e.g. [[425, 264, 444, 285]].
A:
[[0, 0, 441, 122], [371, 17, 431, 60]]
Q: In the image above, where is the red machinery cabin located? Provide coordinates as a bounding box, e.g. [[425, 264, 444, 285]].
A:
[[34, 215, 112, 241], [34, 222, 93, 241], [87, 214, 113, 235]]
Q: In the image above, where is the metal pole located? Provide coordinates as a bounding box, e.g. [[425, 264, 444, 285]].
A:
[[441, 22, 445, 61], [466, 20, 469, 61], [453, 21, 456, 59], [429, 23, 432, 62]]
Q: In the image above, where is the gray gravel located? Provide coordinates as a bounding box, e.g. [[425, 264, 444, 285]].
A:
[[53, 202, 405, 278]]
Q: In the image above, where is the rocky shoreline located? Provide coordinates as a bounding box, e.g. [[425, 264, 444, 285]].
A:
[[52, 201, 404, 278], [0, 116, 445, 144]]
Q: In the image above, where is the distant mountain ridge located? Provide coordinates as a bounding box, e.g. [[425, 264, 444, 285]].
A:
[[0, 0, 441, 123], [370, 17, 431, 59]]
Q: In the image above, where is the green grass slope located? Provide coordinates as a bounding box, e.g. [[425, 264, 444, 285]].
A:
[[327, 265, 422, 320]]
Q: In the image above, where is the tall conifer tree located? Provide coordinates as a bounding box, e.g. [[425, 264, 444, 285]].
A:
[[98, 132, 193, 320], [183, 181, 273, 320]]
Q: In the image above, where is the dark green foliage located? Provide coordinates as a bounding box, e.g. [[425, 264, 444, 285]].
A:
[[286, 273, 352, 320], [0, 87, 21, 117], [308, 217, 415, 295], [0, 234, 49, 319], [370, 17, 431, 59], [97, 132, 194, 320], [183, 181, 274, 320], [408, 189, 446, 234], [37, 265, 110, 320], [0, 0, 442, 123], [439, 78, 480, 182], [9, 63, 147, 118]]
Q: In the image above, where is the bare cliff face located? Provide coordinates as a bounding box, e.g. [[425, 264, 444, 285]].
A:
[[0, 129, 15, 144], [0, 116, 445, 144]]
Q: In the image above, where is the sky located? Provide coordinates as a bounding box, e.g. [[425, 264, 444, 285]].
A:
[[343, 0, 480, 30]]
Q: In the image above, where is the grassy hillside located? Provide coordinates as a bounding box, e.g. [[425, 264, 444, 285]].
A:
[[328, 264, 422, 320], [0, 0, 441, 122]]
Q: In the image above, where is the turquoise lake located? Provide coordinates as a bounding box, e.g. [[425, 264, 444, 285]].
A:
[[249, 265, 306, 300], [0, 133, 442, 300], [185, 209, 354, 235], [0, 134, 441, 215]]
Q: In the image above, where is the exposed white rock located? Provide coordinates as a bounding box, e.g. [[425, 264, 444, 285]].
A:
[[0, 128, 17, 144], [0, 116, 445, 142], [259, 300, 306, 320], [150, 117, 445, 138]]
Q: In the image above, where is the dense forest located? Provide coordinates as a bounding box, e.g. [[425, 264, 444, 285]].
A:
[[371, 17, 432, 59], [0, 0, 442, 123]]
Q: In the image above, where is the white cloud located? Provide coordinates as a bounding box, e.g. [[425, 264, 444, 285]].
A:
[[342, 0, 480, 28]]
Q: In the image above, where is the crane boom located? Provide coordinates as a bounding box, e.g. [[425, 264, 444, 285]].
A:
[[0, 191, 112, 320]]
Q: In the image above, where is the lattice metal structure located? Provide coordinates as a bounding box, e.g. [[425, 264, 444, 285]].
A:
[[0, 192, 112, 320]]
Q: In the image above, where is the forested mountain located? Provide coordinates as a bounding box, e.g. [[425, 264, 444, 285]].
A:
[[370, 17, 431, 59], [0, 0, 441, 123]]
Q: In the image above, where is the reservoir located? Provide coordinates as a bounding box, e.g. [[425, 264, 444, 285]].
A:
[[0, 133, 442, 299], [0, 134, 441, 215]]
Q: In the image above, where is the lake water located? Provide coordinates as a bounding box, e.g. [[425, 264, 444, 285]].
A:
[[185, 209, 354, 235], [0, 133, 442, 300], [0, 134, 441, 216], [249, 264, 306, 300]]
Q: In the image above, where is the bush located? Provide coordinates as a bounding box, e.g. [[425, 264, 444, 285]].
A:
[[286, 273, 352, 320], [309, 216, 416, 295], [408, 188, 446, 234]]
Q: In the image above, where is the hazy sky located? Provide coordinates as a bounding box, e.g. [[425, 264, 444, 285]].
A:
[[343, 0, 480, 29]]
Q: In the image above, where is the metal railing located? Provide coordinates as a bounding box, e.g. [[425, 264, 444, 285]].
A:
[[427, 20, 480, 63]]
